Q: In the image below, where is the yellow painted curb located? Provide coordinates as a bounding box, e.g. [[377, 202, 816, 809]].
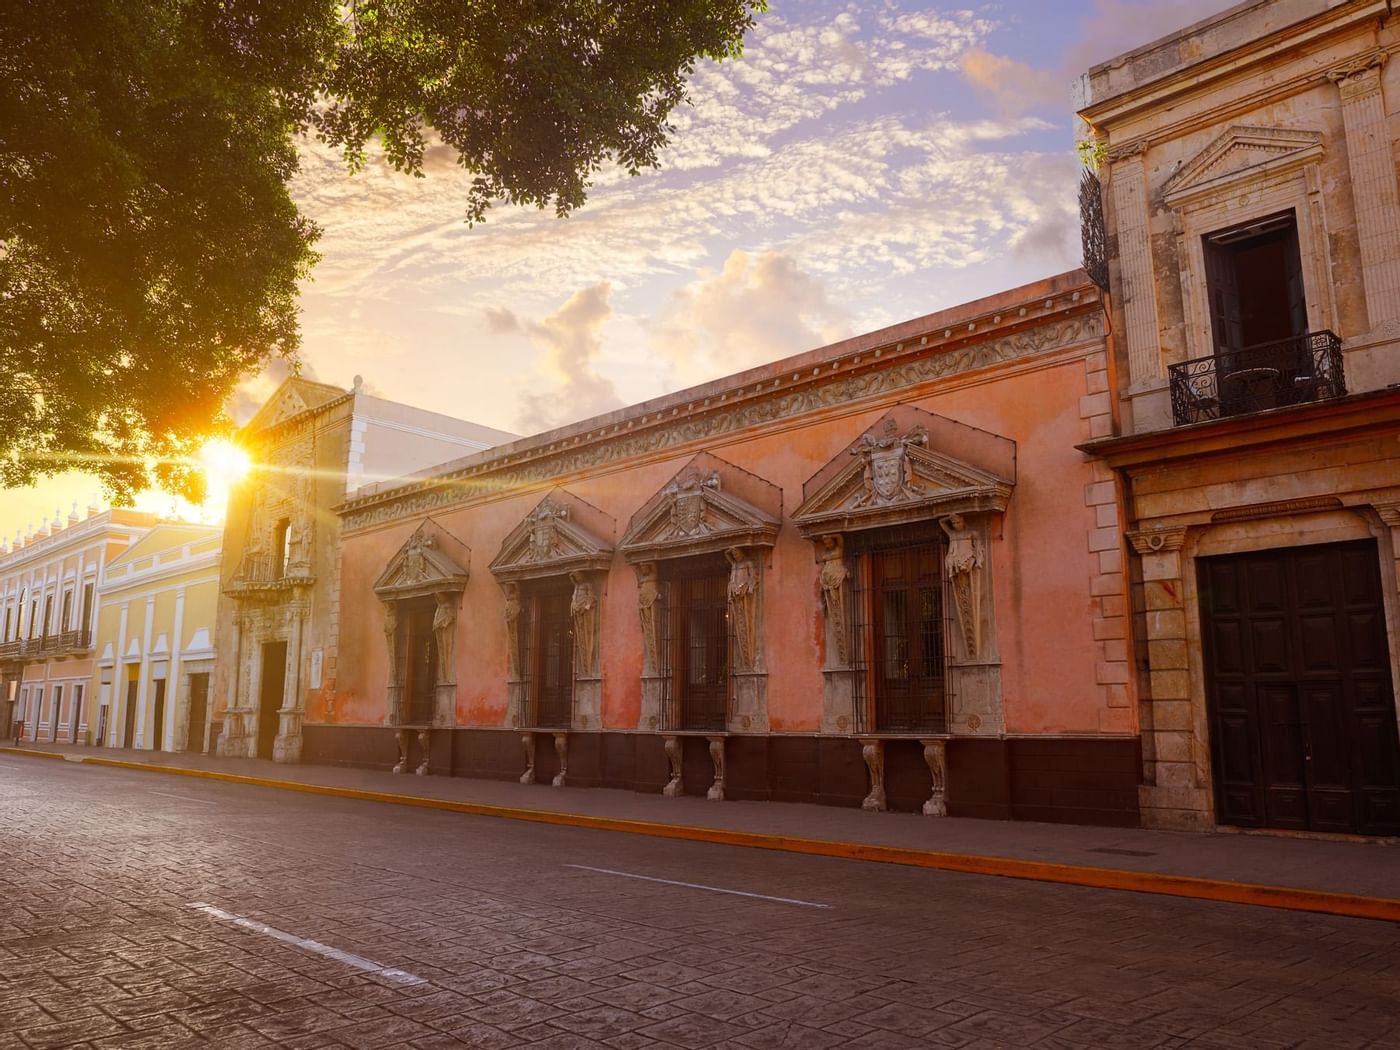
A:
[[5, 746, 1399, 924]]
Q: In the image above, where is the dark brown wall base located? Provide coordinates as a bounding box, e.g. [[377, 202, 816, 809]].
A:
[[299, 726, 1141, 827]]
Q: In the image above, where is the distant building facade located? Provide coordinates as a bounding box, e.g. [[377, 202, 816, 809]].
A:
[[1078, 0, 1400, 833], [315, 275, 1138, 824], [89, 524, 221, 752], [211, 377, 516, 764], [0, 507, 155, 743]]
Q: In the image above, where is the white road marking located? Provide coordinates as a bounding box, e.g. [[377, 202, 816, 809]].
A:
[[565, 864, 832, 909], [187, 903, 426, 985], [150, 791, 217, 805]]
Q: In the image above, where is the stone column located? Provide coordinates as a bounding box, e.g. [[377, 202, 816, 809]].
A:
[[273, 600, 307, 763], [1374, 502, 1400, 606], [1107, 142, 1162, 386], [1329, 53, 1400, 327], [216, 610, 242, 757], [1128, 526, 1209, 829], [706, 735, 725, 801], [860, 738, 887, 812]]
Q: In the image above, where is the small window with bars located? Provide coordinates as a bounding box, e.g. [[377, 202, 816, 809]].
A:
[[846, 525, 950, 734]]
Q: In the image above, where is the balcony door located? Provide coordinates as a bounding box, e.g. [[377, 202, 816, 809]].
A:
[[1204, 211, 1306, 353]]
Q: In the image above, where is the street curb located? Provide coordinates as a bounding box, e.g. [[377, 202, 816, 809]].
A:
[[6, 745, 1399, 924]]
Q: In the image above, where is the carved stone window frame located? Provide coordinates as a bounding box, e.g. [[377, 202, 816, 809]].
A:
[[489, 490, 614, 735], [792, 408, 1014, 740], [619, 453, 781, 735], [371, 520, 470, 739], [1160, 126, 1334, 366]]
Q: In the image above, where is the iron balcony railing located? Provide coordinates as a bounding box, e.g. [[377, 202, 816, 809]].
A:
[[1170, 330, 1345, 426], [0, 629, 92, 661]]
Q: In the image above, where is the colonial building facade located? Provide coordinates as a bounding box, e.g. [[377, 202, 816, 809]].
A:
[[0, 507, 156, 743], [211, 376, 516, 765], [1078, 0, 1400, 834], [312, 274, 1140, 824], [89, 524, 222, 752]]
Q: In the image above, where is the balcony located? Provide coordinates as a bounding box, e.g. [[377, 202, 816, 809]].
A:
[[0, 630, 92, 662], [1170, 330, 1345, 426]]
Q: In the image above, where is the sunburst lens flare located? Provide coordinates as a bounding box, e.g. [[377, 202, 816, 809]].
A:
[[198, 438, 252, 520]]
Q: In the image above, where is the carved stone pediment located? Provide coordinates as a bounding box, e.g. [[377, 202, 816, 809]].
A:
[[620, 454, 780, 563], [489, 490, 614, 582], [793, 412, 1013, 538], [244, 377, 346, 433], [373, 520, 470, 601], [1161, 126, 1323, 207]]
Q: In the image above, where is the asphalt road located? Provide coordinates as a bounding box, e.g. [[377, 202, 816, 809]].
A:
[[1, 756, 1397, 1050]]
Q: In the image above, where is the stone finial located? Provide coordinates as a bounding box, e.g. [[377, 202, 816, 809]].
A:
[[68, 501, 79, 524], [352, 374, 364, 393]]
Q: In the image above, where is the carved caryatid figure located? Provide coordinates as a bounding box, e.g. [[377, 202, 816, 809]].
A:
[[852, 420, 928, 508], [726, 546, 759, 672], [433, 593, 457, 681], [818, 534, 849, 665], [940, 513, 983, 657], [502, 581, 523, 679], [383, 602, 400, 683], [569, 571, 598, 677], [667, 471, 719, 537], [527, 498, 568, 561], [636, 562, 661, 674]]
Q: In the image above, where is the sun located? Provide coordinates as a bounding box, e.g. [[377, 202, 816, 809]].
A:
[[198, 438, 252, 517]]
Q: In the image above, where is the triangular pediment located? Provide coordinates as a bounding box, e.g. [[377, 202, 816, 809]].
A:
[[490, 490, 615, 581], [1162, 126, 1323, 205], [621, 454, 780, 563], [245, 377, 347, 434], [793, 409, 1014, 537], [373, 519, 470, 600]]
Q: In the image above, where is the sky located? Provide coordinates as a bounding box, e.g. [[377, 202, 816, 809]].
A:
[[0, 0, 1231, 543]]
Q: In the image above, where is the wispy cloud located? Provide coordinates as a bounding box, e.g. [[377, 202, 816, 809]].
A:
[[653, 249, 850, 387]]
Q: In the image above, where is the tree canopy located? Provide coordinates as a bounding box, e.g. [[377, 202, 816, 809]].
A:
[[0, 0, 763, 500]]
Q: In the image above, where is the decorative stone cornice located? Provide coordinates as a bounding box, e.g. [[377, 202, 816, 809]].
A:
[[620, 455, 780, 564], [1127, 526, 1187, 554], [1374, 501, 1400, 529], [792, 410, 1014, 538], [489, 490, 614, 582], [373, 521, 470, 601], [1210, 496, 1343, 524], [338, 306, 1102, 533]]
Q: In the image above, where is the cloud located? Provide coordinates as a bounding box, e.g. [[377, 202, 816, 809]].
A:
[[483, 305, 519, 333], [960, 49, 1067, 116], [227, 354, 322, 426], [515, 283, 625, 433], [654, 250, 850, 387]]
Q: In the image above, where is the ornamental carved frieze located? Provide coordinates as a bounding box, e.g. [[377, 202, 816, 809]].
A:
[[619, 454, 780, 564], [1126, 526, 1187, 555], [792, 408, 1014, 539], [340, 314, 1099, 533], [489, 489, 614, 583]]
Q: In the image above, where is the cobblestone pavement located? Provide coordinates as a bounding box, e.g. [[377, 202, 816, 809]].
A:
[[2, 756, 1398, 1050]]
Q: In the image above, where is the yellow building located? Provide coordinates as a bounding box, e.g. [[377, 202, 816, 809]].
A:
[[90, 524, 222, 752]]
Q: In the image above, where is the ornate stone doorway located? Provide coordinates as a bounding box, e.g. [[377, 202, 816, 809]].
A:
[[257, 640, 287, 760]]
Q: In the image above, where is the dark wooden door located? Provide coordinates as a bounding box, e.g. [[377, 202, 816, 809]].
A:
[[151, 679, 166, 750], [532, 588, 573, 729], [258, 641, 287, 760], [123, 680, 138, 748], [187, 674, 209, 753], [670, 567, 729, 732], [1200, 541, 1399, 835], [871, 544, 945, 733], [403, 598, 437, 725]]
